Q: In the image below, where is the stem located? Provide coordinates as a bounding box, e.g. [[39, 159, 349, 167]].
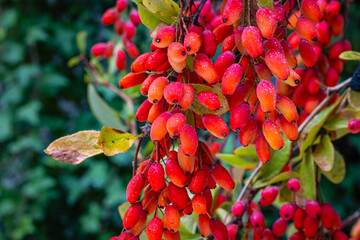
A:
[[341, 207, 360, 229], [133, 137, 143, 176], [192, 0, 207, 25], [235, 162, 263, 202]]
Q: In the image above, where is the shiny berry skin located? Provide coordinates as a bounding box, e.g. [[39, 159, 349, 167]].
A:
[[150, 112, 171, 141], [272, 218, 288, 237], [126, 174, 145, 203], [163, 205, 180, 232], [296, 17, 319, 42], [148, 76, 169, 103], [148, 162, 166, 192], [262, 120, 284, 150], [305, 200, 321, 219], [146, 48, 168, 71], [116, 0, 127, 11], [278, 115, 299, 141], [215, 51, 236, 79], [146, 217, 163, 240], [202, 30, 217, 58], [227, 224, 238, 240], [222, 0, 243, 25], [153, 26, 175, 48], [123, 203, 144, 230], [164, 231, 181, 240], [280, 203, 295, 221], [232, 201, 245, 217], [229, 102, 251, 131], [199, 215, 211, 237], [211, 164, 235, 190], [167, 182, 190, 210], [198, 91, 221, 111], [321, 202, 337, 229], [165, 158, 187, 187], [166, 113, 186, 139], [250, 212, 266, 228], [265, 50, 290, 80], [136, 99, 152, 122], [131, 53, 151, 73], [289, 231, 306, 240], [299, 40, 316, 67], [222, 64, 243, 96], [124, 21, 136, 38], [238, 115, 257, 146], [255, 133, 271, 163], [260, 186, 279, 206], [287, 178, 301, 192], [178, 84, 195, 110], [242, 26, 263, 58], [257, 80, 276, 113], [118, 231, 134, 240], [102, 8, 119, 25], [333, 230, 348, 240], [188, 169, 207, 194], [281, 39, 297, 68], [194, 54, 219, 84], [348, 119, 360, 134], [119, 72, 148, 89], [210, 218, 229, 240], [256, 7, 277, 39], [326, 1, 341, 18], [180, 124, 198, 156], [294, 208, 307, 230], [276, 96, 298, 123], [226, 84, 247, 112], [184, 32, 202, 54], [192, 194, 207, 216], [304, 215, 319, 237], [164, 82, 184, 104], [202, 114, 229, 139], [141, 74, 159, 96], [301, 0, 323, 23]]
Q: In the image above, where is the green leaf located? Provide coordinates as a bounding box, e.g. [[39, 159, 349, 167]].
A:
[[76, 31, 87, 54], [68, 56, 81, 68], [348, 89, 360, 112], [87, 84, 125, 130], [313, 134, 334, 171], [234, 145, 258, 158], [97, 126, 140, 156], [118, 202, 131, 219], [322, 150, 346, 184], [339, 51, 360, 61], [268, 171, 299, 185], [190, 83, 229, 115], [279, 183, 292, 202], [299, 149, 316, 200], [258, 0, 274, 10], [178, 222, 202, 239], [324, 108, 358, 130], [257, 137, 291, 181], [143, 0, 180, 18], [216, 153, 258, 168], [44, 130, 102, 165], [137, 4, 163, 29], [186, 55, 195, 72]]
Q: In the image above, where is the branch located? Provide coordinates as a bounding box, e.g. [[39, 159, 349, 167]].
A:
[[192, 0, 207, 26], [341, 207, 360, 229], [236, 162, 263, 202]]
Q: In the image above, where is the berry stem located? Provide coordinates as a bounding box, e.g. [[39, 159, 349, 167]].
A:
[[235, 162, 263, 203], [133, 137, 143, 176], [341, 207, 360, 229], [192, 0, 207, 26]]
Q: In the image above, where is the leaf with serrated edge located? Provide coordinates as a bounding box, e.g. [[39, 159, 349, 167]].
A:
[[234, 145, 258, 158], [322, 150, 346, 184], [98, 127, 140, 156], [339, 51, 360, 61], [324, 108, 357, 130], [216, 153, 258, 168], [348, 89, 360, 111], [190, 83, 229, 115], [313, 134, 334, 171], [299, 149, 316, 200], [44, 130, 102, 165]]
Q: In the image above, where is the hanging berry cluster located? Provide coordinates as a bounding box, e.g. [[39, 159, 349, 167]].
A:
[[90, 0, 354, 239]]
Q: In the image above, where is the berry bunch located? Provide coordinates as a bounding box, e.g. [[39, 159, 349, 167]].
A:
[[91, 0, 141, 70]]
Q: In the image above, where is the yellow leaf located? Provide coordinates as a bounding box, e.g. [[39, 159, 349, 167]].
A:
[[44, 130, 102, 165], [97, 127, 140, 156]]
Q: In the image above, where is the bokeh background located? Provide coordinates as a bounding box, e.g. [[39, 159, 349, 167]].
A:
[[1, 0, 360, 239]]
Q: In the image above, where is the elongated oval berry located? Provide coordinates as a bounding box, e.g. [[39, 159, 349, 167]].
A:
[[180, 125, 198, 156], [202, 114, 229, 139], [238, 115, 257, 146], [260, 186, 279, 206], [211, 164, 235, 190], [153, 26, 176, 48], [304, 215, 319, 237], [242, 26, 263, 58], [232, 201, 245, 217], [184, 32, 202, 54], [280, 203, 295, 221], [348, 119, 360, 134], [148, 98, 165, 123], [192, 194, 207, 216], [305, 200, 321, 219], [131, 53, 151, 73], [301, 0, 323, 23], [202, 30, 217, 58], [146, 48, 168, 71], [272, 218, 288, 237], [278, 115, 299, 141], [119, 72, 148, 89], [148, 162, 166, 192], [199, 215, 211, 237], [287, 178, 300, 192], [257, 80, 276, 113], [177, 144, 195, 174], [129, 210, 147, 236], [166, 113, 186, 139], [163, 205, 180, 232], [222, 64, 243, 96], [226, 84, 247, 112], [126, 174, 145, 203], [166, 158, 187, 187], [163, 231, 181, 240], [178, 84, 195, 110], [102, 8, 119, 25], [141, 74, 159, 96], [265, 50, 290, 80], [189, 169, 207, 194], [116, 0, 127, 11], [250, 212, 266, 228], [148, 76, 169, 103], [194, 54, 219, 84], [150, 112, 171, 141], [136, 99, 153, 122], [289, 231, 306, 240], [222, 0, 243, 25], [198, 91, 221, 111], [263, 120, 284, 150], [255, 133, 271, 163], [294, 208, 306, 230], [321, 203, 337, 229], [118, 231, 134, 240], [216, 51, 237, 80], [164, 82, 184, 104], [256, 7, 277, 39], [296, 17, 319, 42], [167, 182, 190, 210], [123, 203, 145, 230], [326, 1, 341, 18], [229, 102, 251, 131], [281, 39, 297, 68], [146, 217, 163, 240], [168, 42, 187, 63], [299, 40, 316, 67], [276, 96, 298, 123]]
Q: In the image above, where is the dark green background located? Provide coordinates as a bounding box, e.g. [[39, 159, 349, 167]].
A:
[[0, 0, 360, 239]]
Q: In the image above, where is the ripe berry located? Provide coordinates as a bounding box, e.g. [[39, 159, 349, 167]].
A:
[[260, 186, 279, 206], [163, 205, 180, 232], [198, 91, 221, 111], [257, 80, 276, 113], [265, 50, 290, 80], [280, 203, 295, 221], [123, 203, 145, 230], [262, 120, 284, 150], [124, 21, 136, 38], [348, 119, 360, 134], [164, 82, 184, 104], [126, 174, 145, 203], [210, 218, 229, 240], [141, 75, 159, 96], [305, 200, 321, 219], [177, 144, 195, 174], [198, 141, 214, 165], [276, 96, 298, 123], [294, 208, 307, 230], [304, 215, 319, 237], [202, 114, 229, 139], [153, 26, 176, 48], [242, 26, 263, 58], [131, 53, 151, 73], [326, 1, 341, 18], [167, 182, 190, 210], [202, 30, 217, 58], [166, 113, 186, 139], [301, 0, 323, 23], [199, 215, 211, 237], [189, 169, 207, 194], [289, 231, 306, 240], [148, 162, 166, 192], [180, 124, 198, 156], [272, 218, 288, 237], [164, 231, 181, 240], [102, 8, 119, 25], [229, 102, 251, 131], [299, 40, 317, 67], [192, 194, 207, 216], [136, 99, 152, 122], [119, 72, 148, 89], [281, 39, 297, 68], [129, 9, 141, 25], [184, 32, 202, 54], [256, 7, 277, 39], [222, 0, 243, 25], [215, 51, 236, 79], [222, 64, 243, 96], [146, 217, 163, 240], [238, 115, 257, 146], [321, 202, 337, 229], [255, 133, 271, 163], [232, 201, 245, 217], [150, 112, 171, 141], [116, 0, 127, 12], [279, 116, 297, 142], [148, 76, 169, 103], [287, 178, 301, 192], [250, 212, 266, 228], [166, 157, 187, 187], [227, 224, 238, 240], [118, 231, 133, 240], [194, 54, 219, 84], [296, 17, 319, 42], [211, 164, 235, 190]]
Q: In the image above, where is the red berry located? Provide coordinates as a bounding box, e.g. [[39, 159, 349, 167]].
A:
[[102, 8, 119, 25], [148, 162, 166, 192], [242, 26, 263, 58], [250, 212, 266, 228], [166, 158, 187, 187], [198, 91, 221, 111], [163, 205, 180, 232], [272, 218, 288, 236], [184, 32, 202, 54], [211, 164, 235, 190], [150, 112, 171, 141], [265, 50, 290, 80], [210, 218, 229, 240], [305, 200, 321, 219], [256, 7, 277, 39], [280, 203, 295, 221], [304, 215, 319, 237], [222, 63, 243, 96], [255, 133, 271, 163], [202, 114, 229, 139], [148, 76, 169, 103], [146, 217, 163, 240], [262, 120, 284, 150], [126, 174, 145, 203], [153, 26, 176, 48], [164, 82, 184, 104], [260, 186, 279, 206], [222, 0, 243, 25], [296, 17, 319, 42], [257, 80, 276, 113], [229, 102, 251, 131], [301, 0, 323, 23], [192, 194, 207, 216], [232, 201, 245, 217], [180, 124, 198, 156]]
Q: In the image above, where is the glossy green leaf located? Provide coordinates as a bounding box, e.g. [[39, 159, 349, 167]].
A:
[[137, 4, 163, 29], [348, 89, 360, 112], [76, 31, 87, 54], [324, 108, 358, 130], [299, 149, 316, 200], [257, 137, 291, 181], [322, 150, 346, 184], [190, 83, 229, 115], [118, 202, 130, 219], [339, 51, 360, 61], [258, 0, 274, 9], [68, 56, 81, 68], [44, 130, 102, 165], [97, 126, 140, 156], [143, 0, 179, 18], [313, 134, 334, 171], [216, 153, 258, 168], [234, 145, 258, 158], [87, 84, 125, 130]]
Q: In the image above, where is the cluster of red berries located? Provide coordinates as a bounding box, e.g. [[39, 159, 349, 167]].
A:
[[90, 0, 141, 70]]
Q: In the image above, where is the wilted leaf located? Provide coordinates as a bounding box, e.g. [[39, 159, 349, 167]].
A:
[[143, 0, 179, 18], [313, 134, 334, 171], [348, 89, 360, 112], [339, 51, 360, 61], [137, 4, 163, 29], [258, 0, 274, 9], [87, 84, 125, 131], [118, 202, 131, 219], [234, 145, 258, 158], [98, 127, 140, 156], [324, 108, 358, 130], [322, 150, 346, 184], [76, 31, 87, 54], [257, 137, 291, 181], [44, 131, 102, 164], [190, 84, 229, 115], [299, 149, 316, 200], [216, 153, 258, 168]]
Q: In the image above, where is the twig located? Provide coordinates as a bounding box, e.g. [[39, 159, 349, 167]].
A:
[[341, 207, 360, 229], [192, 0, 207, 25], [133, 137, 143, 176], [236, 162, 263, 202]]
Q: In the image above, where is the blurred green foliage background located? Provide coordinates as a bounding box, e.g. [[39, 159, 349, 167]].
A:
[[0, 0, 360, 239]]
